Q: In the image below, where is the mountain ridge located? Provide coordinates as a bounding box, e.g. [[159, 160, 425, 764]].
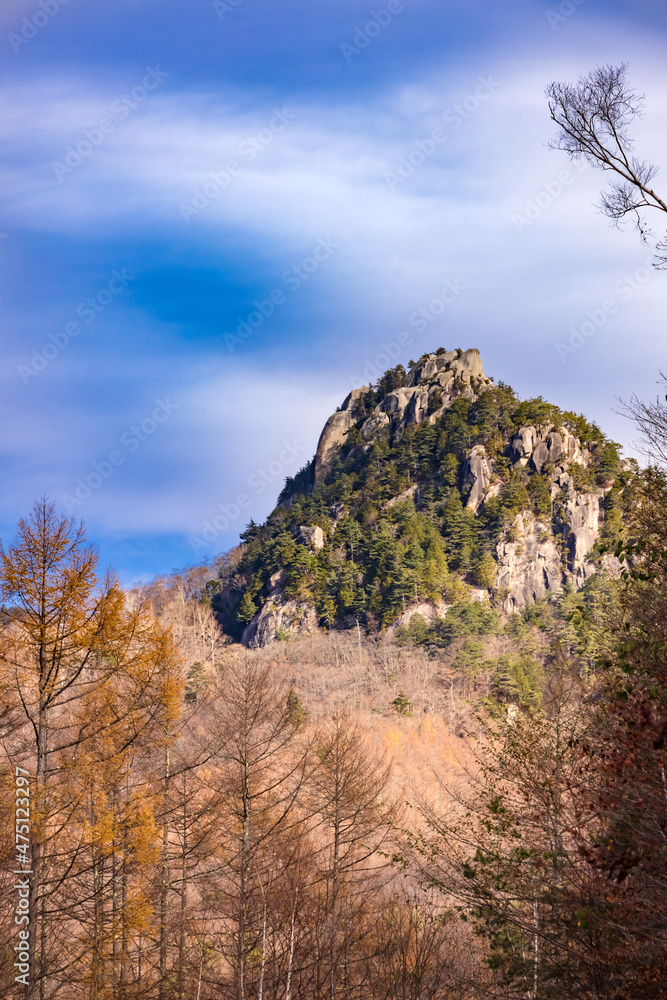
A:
[[213, 347, 632, 647]]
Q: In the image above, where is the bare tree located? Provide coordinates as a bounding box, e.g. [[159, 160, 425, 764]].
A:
[[309, 715, 395, 1000], [546, 63, 667, 267], [618, 370, 667, 467], [202, 657, 311, 1000]]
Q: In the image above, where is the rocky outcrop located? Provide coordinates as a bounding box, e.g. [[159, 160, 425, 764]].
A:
[[315, 349, 491, 478], [315, 388, 367, 478], [507, 424, 587, 471], [407, 347, 484, 386], [390, 601, 450, 629], [385, 484, 419, 509], [239, 529, 324, 648], [495, 514, 564, 613], [495, 490, 605, 610], [298, 525, 325, 550], [360, 412, 390, 441], [557, 492, 602, 588], [241, 565, 319, 648], [241, 346, 627, 645], [464, 445, 495, 511], [241, 594, 319, 648]]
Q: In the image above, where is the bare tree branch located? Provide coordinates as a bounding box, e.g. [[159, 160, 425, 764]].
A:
[[617, 370, 667, 467], [546, 64, 667, 268]]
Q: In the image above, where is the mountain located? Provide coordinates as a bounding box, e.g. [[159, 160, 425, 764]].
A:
[[214, 347, 632, 648]]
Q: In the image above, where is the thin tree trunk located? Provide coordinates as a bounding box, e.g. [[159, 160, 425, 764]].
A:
[[533, 900, 539, 999], [196, 946, 203, 1000], [285, 896, 297, 1000], [159, 745, 171, 1000], [92, 839, 104, 1000], [237, 762, 250, 1000], [27, 702, 47, 1000], [112, 789, 120, 989], [178, 773, 187, 1000], [119, 773, 130, 999], [258, 901, 267, 1000], [330, 814, 340, 1000], [38, 850, 47, 1000]]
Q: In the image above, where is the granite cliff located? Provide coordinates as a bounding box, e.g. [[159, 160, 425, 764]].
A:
[[218, 348, 630, 647], [315, 348, 489, 477]]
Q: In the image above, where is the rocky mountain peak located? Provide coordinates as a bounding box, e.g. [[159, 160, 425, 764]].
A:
[[219, 347, 630, 648], [315, 348, 489, 478]]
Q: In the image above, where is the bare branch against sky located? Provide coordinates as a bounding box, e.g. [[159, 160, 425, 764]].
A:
[[547, 64, 667, 268]]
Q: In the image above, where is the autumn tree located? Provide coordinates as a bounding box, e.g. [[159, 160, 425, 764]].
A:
[[578, 465, 667, 997], [0, 499, 124, 997], [555, 380, 667, 996], [0, 498, 182, 1000], [201, 657, 310, 1000], [309, 715, 395, 1000], [406, 660, 615, 999], [365, 889, 480, 1000]]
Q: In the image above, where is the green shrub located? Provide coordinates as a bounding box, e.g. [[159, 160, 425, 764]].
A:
[[400, 600, 502, 652], [472, 551, 497, 590], [527, 474, 552, 517], [490, 653, 544, 709], [392, 691, 413, 714]]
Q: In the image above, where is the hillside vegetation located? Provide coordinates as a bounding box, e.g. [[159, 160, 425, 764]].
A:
[[2, 356, 667, 1000], [218, 352, 630, 644]]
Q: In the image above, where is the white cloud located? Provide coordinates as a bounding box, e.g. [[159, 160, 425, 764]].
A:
[[2, 22, 667, 567]]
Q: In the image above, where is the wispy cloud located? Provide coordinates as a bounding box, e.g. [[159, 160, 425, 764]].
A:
[[1, 3, 667, 579]]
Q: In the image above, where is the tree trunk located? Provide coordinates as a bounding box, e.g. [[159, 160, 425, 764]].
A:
[[257, 901, 267, 1000], [27, 702, 47, 1000], [178, 774, 187, 1000], [159, 746, 171, 1000], [285, 896, 297, 1000]]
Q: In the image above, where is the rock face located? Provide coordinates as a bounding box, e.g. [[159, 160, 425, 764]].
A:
[[489, 418, 604, 607], [496, 514, 564, 613], [240, 346, 623, 646], [464, 445, 494, 512], [495, 491, 605, 611], [298, 525, 325, 550], [557, 492, 602, 588], [507, 424, 587, 471], [391, 601, 450, 629], [314, 388, 367, 478], [315, 349, 490, 479], [241, 572, 319, 648]]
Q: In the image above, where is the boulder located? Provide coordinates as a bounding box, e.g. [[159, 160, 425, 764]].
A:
[[241, 594, 319, 648], [455, 348, 484, 376], [360, 412, 390, 441], [560, 427, 586, 465], [546, 431, 564, 463], [402, 388, 430, 428], [382, 387, 417, 416], [298, 525, 325, 550], [390, 601, 450, 629], [417, 358, 439, 382], [268, 568, 287, 592], [435, 369, 455, 390], [531, 440, 550, 473], [508, 425, 537, 465]]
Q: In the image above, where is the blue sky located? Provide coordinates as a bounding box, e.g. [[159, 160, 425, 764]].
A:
[[1, 0, 666, 583]]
